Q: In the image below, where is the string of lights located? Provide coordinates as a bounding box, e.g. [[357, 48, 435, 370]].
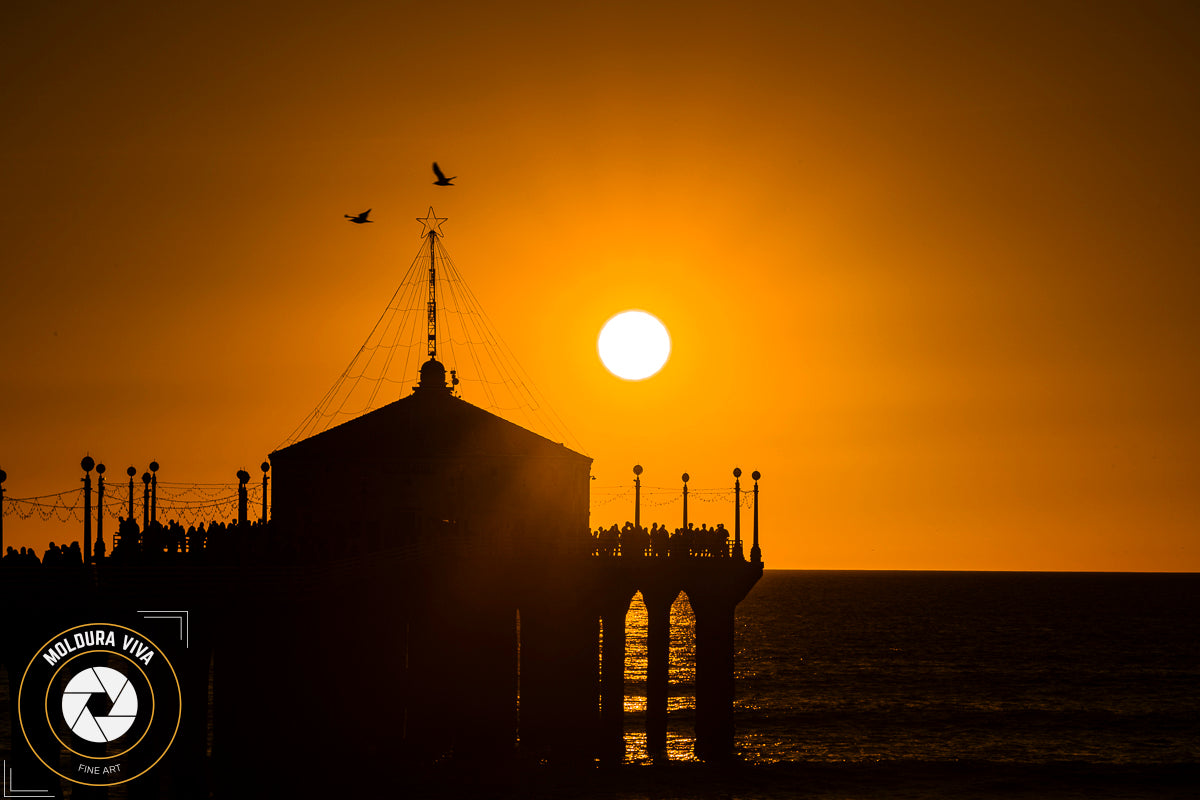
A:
[[3, 483, 265, 528], [2, 489, 86, 523], [157, 481, 251, 487], [590, 489, 756, 515], [155, 484, 239, 501], [2, 488, 84, 502], [434, 239, 579, 448], [590, 491, 631, 507], [277, 217, 582, 453], [2, 478, 751, 532], [280, 259, 424, 442], [591, 487, 747, 499]]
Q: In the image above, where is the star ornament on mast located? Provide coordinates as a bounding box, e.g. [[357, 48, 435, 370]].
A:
[[417, 207, 447, 239]]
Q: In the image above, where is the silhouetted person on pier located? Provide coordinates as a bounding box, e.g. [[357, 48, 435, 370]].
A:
[[166, 520, 182, 554], [114, 516, 141, 558], [683, 525, 696, 556], [716, 523, 730, 557], [635, 525, 650, 556], [619, 522, 633, 556], [43, 542, 60, 566], [67, 542, 83, 567], [207, 520, 226, 553], [144, 520, 167, 557], [598, 524, 619, 556], [651, 523, 669, 556]]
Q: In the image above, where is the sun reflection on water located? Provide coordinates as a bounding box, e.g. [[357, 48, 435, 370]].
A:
[[617, 591, 699, 762]]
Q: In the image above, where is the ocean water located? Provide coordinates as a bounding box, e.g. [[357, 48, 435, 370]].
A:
[[3, 571, 1197, 798], [619, 571, 1200, 768]]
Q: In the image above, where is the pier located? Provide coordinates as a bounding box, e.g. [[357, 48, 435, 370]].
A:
[[1, 454, 762, 796], [0, 215, 763, 796]]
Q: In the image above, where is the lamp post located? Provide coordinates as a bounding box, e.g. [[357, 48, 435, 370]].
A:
[[126, 466, 136, 522], [142, 472, 151, 531], [681, 472, 690, 530], [633, 464, 643, 529], [149, 461, 159, 525], [751, 470, 761, 564], [81, 456, 95, 565], [261, 461, 270, 523], [733, 467, 743, 560], [1, 468, 7, 557], [237, 470, 250, 526], [96, 463, 106, 561]]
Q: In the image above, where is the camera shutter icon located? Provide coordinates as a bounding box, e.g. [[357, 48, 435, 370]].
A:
[[61, 666, 139, 743]]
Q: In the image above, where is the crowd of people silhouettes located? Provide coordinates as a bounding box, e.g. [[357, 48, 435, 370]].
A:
[[2, 518, 740, 568], [592, 521, 733, 558], [1, 515, 277, 568]]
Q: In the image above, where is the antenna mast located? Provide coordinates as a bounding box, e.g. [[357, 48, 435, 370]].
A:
[[426, 228, 437, 359], [277, 205, 580, 450], [416, 207, 447, 360]]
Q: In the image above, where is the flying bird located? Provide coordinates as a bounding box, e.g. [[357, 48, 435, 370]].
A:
[[432, 162, 455, 186], [345, 209, 373, 224]]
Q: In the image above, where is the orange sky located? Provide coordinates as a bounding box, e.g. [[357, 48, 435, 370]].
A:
[[2, 2, 1198, 570]]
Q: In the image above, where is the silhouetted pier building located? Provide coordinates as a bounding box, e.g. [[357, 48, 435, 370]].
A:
[[264, 356, 762, 764], [0, 361, 763, 795], [270, 357, 591, 563]]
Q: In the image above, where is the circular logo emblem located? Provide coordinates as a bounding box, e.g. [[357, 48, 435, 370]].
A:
[[61, 665, 139, 743], [18, 624, 180, 787]]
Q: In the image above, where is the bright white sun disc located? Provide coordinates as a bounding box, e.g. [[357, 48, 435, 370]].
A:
[[598, 310, 671, 381]]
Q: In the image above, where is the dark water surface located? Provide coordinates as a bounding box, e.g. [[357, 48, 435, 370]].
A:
[[728, 571, 1199, 766], [3, 571, 1197, 798], [607, 570, 1199, 797]]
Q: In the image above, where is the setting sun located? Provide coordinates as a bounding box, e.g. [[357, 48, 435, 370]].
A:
[[597, 310, 671, 381]]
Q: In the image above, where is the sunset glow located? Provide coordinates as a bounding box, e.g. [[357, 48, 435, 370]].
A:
[[1, 3, 1198, 571]]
